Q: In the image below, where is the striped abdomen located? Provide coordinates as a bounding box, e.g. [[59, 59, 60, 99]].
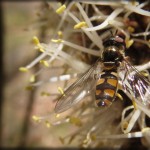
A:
[[95, 70, 118, 107]]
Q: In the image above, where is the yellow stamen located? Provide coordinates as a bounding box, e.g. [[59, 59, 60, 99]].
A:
[[38, 46, 44, 52], [74, 22, 87, 29], [19, 67, 28, 72], [41, 91, 50, 96], [69, 116, 82, 126], [25, 85, 34, 91], [32, 36, 40, 45], [58, 87, 65, 96], [29, 75, 35, 83], [122, 121, 128, 130], [32, 115, 41, 123], [127, 26, 135, 33], [45, 120, 51, 128], [57, 31, 63, 38], [51, 39, 63, 43], [125, 38, 134, 48], [56, 5, 66, 14], [132, 100, 137, 109], [40, 60, 49, 67], [140, 70, 149, 77], [37, 44, 45, 52], [39, 48, 45, 53], [32, 36, 45, 52], [55, 114, 60, 118]]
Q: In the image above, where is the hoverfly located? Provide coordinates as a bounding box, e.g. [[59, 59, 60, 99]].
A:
[[55, 35, 150, 113]]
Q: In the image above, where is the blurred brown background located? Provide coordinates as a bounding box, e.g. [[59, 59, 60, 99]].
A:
[[1, 2, 69, 148]]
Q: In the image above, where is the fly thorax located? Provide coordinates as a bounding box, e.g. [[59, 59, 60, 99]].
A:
[[102, 46, 123, 70]]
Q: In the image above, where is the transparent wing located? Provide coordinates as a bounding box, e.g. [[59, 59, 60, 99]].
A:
[[55, 61, 102, 113], [119, 59, 150, 106]]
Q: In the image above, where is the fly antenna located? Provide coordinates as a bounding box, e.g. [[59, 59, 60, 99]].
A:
[[110, 30, 113, 36], [110, 29, 118, 37], [114, 29, 118, 36]]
